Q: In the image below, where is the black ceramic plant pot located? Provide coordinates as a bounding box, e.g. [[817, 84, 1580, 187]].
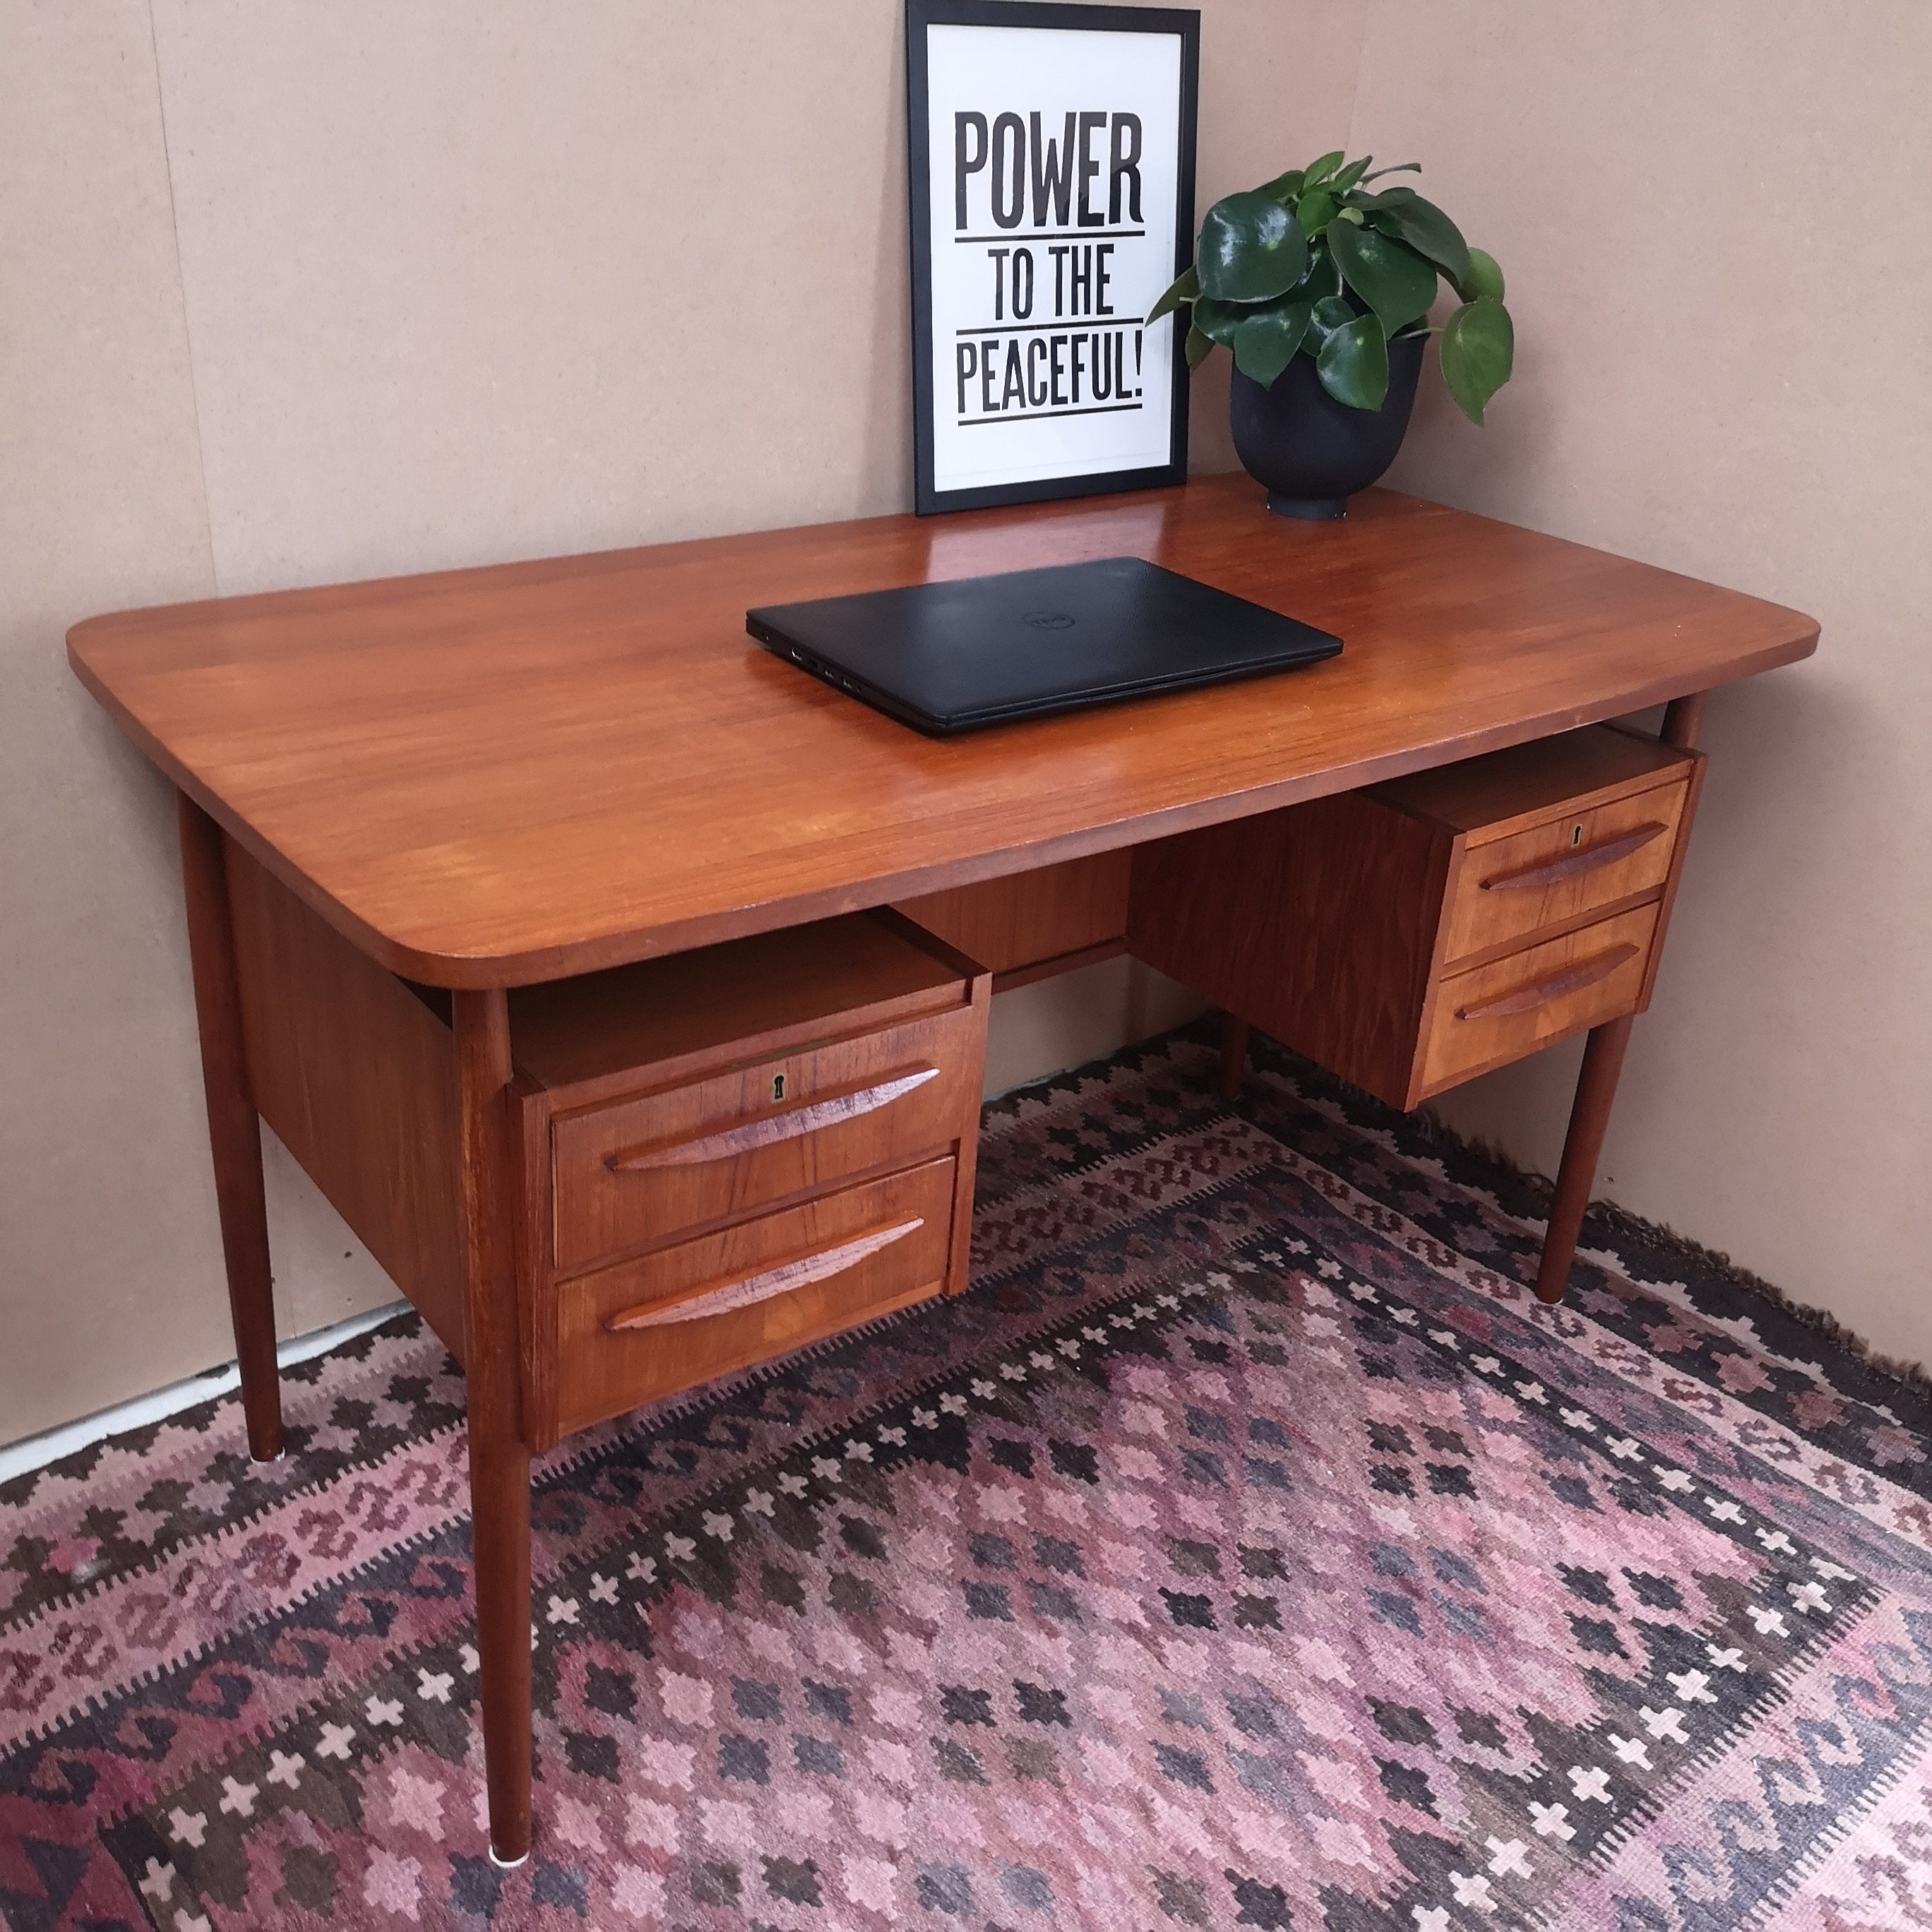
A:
[[1229, 332, 1426, 520]]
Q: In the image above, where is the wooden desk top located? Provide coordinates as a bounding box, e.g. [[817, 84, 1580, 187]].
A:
[[68, 475, 1817, 989]]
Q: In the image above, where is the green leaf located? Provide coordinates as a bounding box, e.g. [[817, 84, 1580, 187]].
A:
[[1184, 321, 1215, 370], [1232, 299, 1312, 388], [1306, 292, 1359, 347], [1352, 188, 1469, 286], [1292, 248, 1343, 304], [1439, 297, 1513, 424], [1316, 312, 1390, 409], [1192, 296, 1249, 347], [1197, 190, 1310, 302], [1346, 185, 1416, 210], [1330, 155, 1373, 195], [1329, 222, 1440, 332], [1256, 167, 1304, 203], [1145, 264, 1199, 328], [1296, 188, 1338, 237], [1301, 150, 1345, 190], [1458, 246, 1505, 302], [1361, 161, 1421, 183]]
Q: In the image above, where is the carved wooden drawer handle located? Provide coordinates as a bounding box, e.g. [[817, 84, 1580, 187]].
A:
[[1453, 943, 1640, 1022], [605, 1218, 924, 1331], [1479, 822, 1669, 893], [607, 1067, 941, 1173]]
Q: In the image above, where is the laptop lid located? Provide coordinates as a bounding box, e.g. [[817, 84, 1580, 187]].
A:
[[746, 556, 1341, 735]]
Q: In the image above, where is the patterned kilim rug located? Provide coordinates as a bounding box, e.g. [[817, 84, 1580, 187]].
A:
[[4, 1024, 1932, 1931]]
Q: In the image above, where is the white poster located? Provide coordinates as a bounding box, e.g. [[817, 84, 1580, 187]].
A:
[[907, 4, 1199, 513]]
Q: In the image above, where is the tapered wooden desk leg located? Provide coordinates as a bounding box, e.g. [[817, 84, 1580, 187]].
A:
[[177, 794, 282, 1462], [1218, 1015, 1250, 1100], [1661, 691, 1707, 750], [1534, 693, 1705, 1306], [454, 988, 532, 1866], [1534, 1015, 1635, 1304]]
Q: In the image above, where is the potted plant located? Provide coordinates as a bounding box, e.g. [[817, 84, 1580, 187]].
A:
[[1149, 153, 1513, 520]]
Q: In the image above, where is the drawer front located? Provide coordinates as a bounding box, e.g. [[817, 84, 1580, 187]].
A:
[[552, 1005, 977, 1274], [1420, 904, 1659, 1098], [554, 1158, 955, 1432], [1441, 778, 1688, 967]]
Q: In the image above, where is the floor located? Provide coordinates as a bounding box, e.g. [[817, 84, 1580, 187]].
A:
[[3, 1022, 1929, 1929]]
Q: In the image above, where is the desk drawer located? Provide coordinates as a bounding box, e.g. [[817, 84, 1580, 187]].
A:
[[1420, 904, 1659, 1097], [1441, 777, 1689, 967], [552, 1006, 977, 1273], [553, 1158, 954, 1431]]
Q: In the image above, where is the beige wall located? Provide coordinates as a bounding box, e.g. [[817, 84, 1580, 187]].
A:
[[1349, 1, 1932, 1365], [0, 0, 1364, 1445]]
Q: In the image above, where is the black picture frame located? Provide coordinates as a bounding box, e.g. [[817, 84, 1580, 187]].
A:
[[906, 0, 1200, 515]]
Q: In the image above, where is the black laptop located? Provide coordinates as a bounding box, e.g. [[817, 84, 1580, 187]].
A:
[[746, 556, 1341, 736]]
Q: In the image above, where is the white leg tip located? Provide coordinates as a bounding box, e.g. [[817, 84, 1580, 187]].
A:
[[488, 1846, 530, 1871]]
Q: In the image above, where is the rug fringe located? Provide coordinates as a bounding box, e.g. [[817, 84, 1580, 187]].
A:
[[1407, 1099, 1932, 1400], [1212, 1013, 1932, 1404]]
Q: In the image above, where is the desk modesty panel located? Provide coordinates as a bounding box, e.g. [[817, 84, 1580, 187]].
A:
[[66, 477, 1818, 991]]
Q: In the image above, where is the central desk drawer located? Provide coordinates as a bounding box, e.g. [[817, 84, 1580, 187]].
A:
[[551, 1006, 977, 1274], [553, 1158, 955, 1432], [1441, 777, 1689, 967]]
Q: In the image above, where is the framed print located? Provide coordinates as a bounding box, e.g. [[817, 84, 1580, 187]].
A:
[[906, 0, 1200, 515]]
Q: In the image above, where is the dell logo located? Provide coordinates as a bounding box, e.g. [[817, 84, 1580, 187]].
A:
[[1023, 610, 1075, 631]]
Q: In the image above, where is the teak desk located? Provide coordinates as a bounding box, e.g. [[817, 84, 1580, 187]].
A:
[[68, 476, 1818, 1862]]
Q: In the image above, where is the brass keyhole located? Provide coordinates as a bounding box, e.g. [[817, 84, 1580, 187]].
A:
[[1570, 822, 1583, 847], [771, 1072, 787, 1103]]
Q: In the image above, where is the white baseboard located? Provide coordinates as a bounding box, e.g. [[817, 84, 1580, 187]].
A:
[[0, 1300, 410, 1484]]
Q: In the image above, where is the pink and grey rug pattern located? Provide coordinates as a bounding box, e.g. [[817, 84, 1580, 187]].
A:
[[4, 1025, 1931, 1928]]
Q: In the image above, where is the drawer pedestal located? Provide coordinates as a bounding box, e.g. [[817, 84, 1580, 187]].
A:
[[512, 910, 989, 1448], [1129, 720, 1706, 1301]]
